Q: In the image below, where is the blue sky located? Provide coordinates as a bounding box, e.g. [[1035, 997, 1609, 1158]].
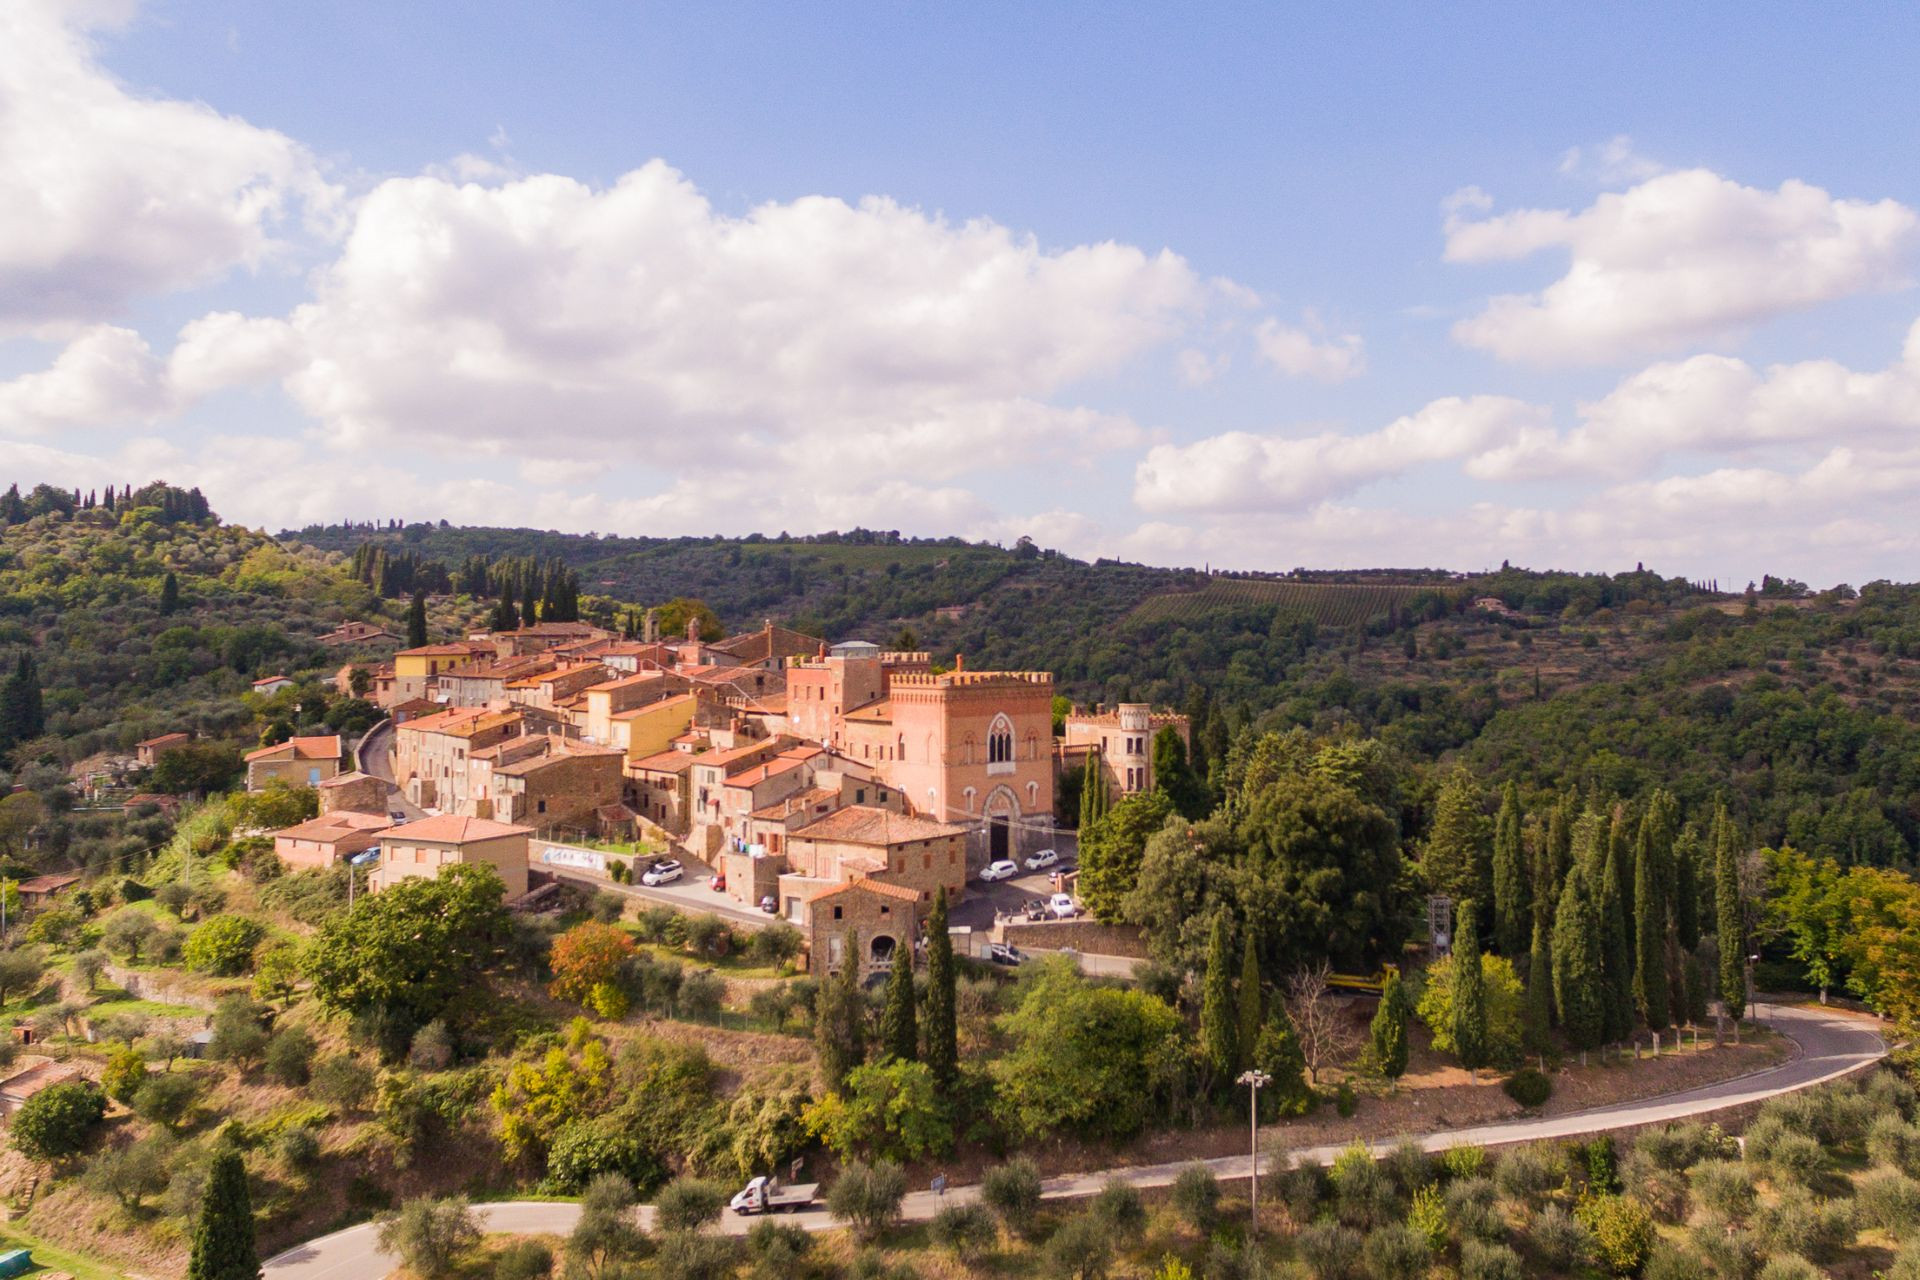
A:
[[5, 1, 1920, 585]]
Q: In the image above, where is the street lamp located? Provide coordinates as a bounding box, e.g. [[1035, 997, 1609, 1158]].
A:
[[1748, 954, 1762, 1025], [1237, 1069, 1271, 1243]]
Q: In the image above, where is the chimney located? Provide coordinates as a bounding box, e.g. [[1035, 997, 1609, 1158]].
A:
[[954, 654, 964, 672]]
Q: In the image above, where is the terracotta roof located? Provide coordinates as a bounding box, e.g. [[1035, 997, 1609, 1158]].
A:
[[272, 812, 394, 841], [806, 878, 923, 904], [792, 806, 966, 846], [0, 1060, 81, 1101], [697, 738, 789, 769], [609, 693, 697, 721], [16, 873, 79, 895], [751, 786, 840, 820], [251, 674, 291, 686], [724, 756, 808, 789], [397, 643, 492, 657], [317, 770, 388, 789], [629, 749, 698, 774], [390, 697, 442, 713], [386, 814, 532, 843], [708, 623, 824, 664], [244, 734, 342, 764], [136, 732, 190, 748], [396, 707, 520, 738], [493, 744, 621, 777], [843, 698, 892, 723]]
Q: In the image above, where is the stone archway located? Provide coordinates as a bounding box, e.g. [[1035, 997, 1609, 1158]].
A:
[[870, 933, 897, 964], [983, 784, 1020, 861]]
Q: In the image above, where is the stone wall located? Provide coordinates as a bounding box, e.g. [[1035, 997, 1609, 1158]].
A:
[[999, 918, 1148, 957]]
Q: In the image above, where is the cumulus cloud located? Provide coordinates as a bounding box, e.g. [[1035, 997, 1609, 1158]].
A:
[[1133, 396, 1545, 514], [1446, 169, 1919, 364], [225, 162, 1218, 484], [0, 0, 337, 334], [1254, 317, 1365, 382]]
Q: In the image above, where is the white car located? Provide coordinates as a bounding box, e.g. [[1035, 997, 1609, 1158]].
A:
[[1024, 848, 1059, 871], [1048, 892, 1078, 918], [979, 859, 1020, 883], [640, 859, 684, 886]]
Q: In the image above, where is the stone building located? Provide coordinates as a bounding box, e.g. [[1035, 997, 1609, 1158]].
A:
[[316, 770, 393, 816], [271, 811, 393, 872], [391, 706, 522, 811], [244, 735, 343, 791], [805, 878, 923, 981], [489, 740, 625, 831], [370, 814, 532, 900], [1059, 702, 1192, 797]]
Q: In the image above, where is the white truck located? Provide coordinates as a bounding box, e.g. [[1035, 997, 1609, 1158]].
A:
[[728, 1174, 820, 1215]]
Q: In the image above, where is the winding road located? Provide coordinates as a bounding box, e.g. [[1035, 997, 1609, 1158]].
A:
[[263, 1004, 1886, 1280]]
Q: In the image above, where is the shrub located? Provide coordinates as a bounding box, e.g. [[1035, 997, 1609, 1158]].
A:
[[1170, 1163, 1221, 1233], [1578, 1135, 1621, 1193], [1405, 1184, 1448, 1251], [1296, 1222, 1364, 1280], [1492, 1142, 1562, 1209], [746, 924, 803, 967], [546, 1116, 665, 1196], [409, 1020, 455, 1071], [1330, 1142, 1395, 1229], [652, 1232, 738, 1280], [1637, 1123, 1736, 1171], [376, 1197, 481, 1280], [1624, 1154, 1690, 1223], [1866, 1070, 1918, 1122], [1743, 1118, 1826, 1187], [10, 1081, 105, 1163], [744, 1219, 810, 1272], [1869, 1115, 1920, 1175], [1090, 1178, 1145, 1240], [310, 1054, 375, 1110], [1044, 1212, 1113, 1280], [1361, 1223, 1429, 1280], [182, 914, 266, 975], [208, 994, 270, 1065], [928, 1201, 996, 1260], [101, 1045, 147, 1103], [1461, 1240, 1525, 1280], [1855, 1168, 1920, 1233], [1277, 1153, 1328, 1225], [677, 969, 726, 1022], [1755, 1258, 1820, 1280], [1503, 1068, 1551, 1108], [130, 1072, 199, 1132], [1445, 1176, 1504, 1242], [1383, 1140, 1433, 1195], [1644, 1244, 1711, 1280], [1687, 1222, 1763, 1280], [278, 1126, 321, 1169], [265, 1026, 316, 1085], [980, 1157, 1043, 1238], [1336, 1080, 1357, 1116], [1688, 1159, 1756, 1222], [492, 1239, 553, 1280], [653, 1177, 727, 1232], [1532, 1204, 1593, 1270], [1755, 1186, 1855, 1262], [1442, 1143, 1487, 1180], [1578, 1193, 1655, 1275], [826, 1159, 907, 1242]]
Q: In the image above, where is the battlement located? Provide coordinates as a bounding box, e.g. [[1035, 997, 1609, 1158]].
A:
[[890, 670, 1053, 689]]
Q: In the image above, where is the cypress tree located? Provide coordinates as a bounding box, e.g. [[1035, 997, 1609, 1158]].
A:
[[879, 940, 917, 1063], [1079, 751, 1109, 829], [1424, 771, 1492, 911], [1492, 782, 1528, 955], [814, 929, 866, 1087], [0, 654, 43, 751], [1452, 902, 1489, 1075], [406, 591, 427, 648], [923, 888, 957, 1089], [521, 581, 538, 627], [1524, 918, 1553, 1054], [1547, 795, 1574, 891], [1598, 842, 1635, 1043], [1235, 931, 1262, 1073], [187, 1147, 259, 1280], [1529, 821, 1555, 935], [1200, 915, 1235, 1081], [1552, 875, 1606, 1053], [1633, 819, 1668, 1029], [1610, 804, 1638, 929], [1371, 967, 1410, 1084], [1714, 807, 1747, 1022], [159, 571, 179, 616]]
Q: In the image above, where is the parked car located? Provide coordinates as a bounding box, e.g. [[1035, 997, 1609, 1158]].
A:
[[389, 810, 408, 822], [979, 859, 1019, 883], [709, 873, 726, 892], [987, 942, 1025, 966], [640, 859, 684, 886], [1048, 892, 1078, 918], [1024, 848, 1059, 871], [759, 895, 777, 914], [1022, 899, 1049, 921]]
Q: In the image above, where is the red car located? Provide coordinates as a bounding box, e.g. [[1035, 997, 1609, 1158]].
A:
[[709, 873, 726, 892]]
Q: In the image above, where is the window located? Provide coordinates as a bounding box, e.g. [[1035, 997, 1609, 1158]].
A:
[[856, 788, 866, 803], [922, 854, 931, 870], [833, 905, 843, 920], [986, 714, 1015, 772], [536, 799, 547, 814]]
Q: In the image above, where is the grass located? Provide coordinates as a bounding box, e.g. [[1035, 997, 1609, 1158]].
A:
[[0, 1225, 129, 1280], [629, 940, 793, 981]]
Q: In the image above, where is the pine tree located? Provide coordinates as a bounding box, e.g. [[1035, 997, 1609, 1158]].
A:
[[159, 571, 179, 616], [1451, 901, 1489, 1074], [1492, 782, 1528, 956], [879, 941, 917, 1063], [1371, 967, 1410, 1084], [1714, 807, 1747, 1022], [1423, 771, 1492, 910], [1199, 915, 1235, 1081], [0, 654, 44, 751], [187, 1148, 259, 1280], [1552, 875, 1606, 1053], [1235, 931, 1262, 1073], [406, 591, 427, 648], [1524, 918, 1553, 1054], [923, 888, 957, 1089], [1633, 815, 1668, 1030]]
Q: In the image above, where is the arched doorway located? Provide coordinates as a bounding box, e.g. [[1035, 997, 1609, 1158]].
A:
[[984, 785, 1019, 861], [870, 934, 897, 964]]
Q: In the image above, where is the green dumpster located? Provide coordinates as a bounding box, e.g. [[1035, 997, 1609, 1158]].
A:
[[0, 1247, 31, 1278]]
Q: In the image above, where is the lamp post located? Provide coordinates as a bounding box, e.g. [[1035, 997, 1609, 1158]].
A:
[[1237, 1069, 1271, 1244]]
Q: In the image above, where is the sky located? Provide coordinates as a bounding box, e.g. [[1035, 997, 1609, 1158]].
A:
[[5, 1, 1920, 586]]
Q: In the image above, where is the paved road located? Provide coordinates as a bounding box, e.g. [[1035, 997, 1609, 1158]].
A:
[[264, 1003, 1884, 1279], [355, 720, 424, 819]]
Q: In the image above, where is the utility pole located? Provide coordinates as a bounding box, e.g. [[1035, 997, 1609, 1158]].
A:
[[1237, 1069, 1271, 1246]]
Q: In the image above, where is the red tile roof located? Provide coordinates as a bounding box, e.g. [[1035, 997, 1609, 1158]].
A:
[[385, 815, 532, 843], [244, 734, 342, 764], [807, 877, 922, 904], [792, 806, 965, 846]]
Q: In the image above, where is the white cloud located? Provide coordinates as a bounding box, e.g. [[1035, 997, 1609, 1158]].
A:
[[1133, 396, 1545, 514], [237, 162, 1217, 486], [1254, 317, 1366, 382], [1557, 135, 1665, 185], [0, 0, 337, 334], [1447, 169, 1918, 364]]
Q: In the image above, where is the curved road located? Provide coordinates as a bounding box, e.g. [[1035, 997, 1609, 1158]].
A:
[[264, 1004, 1885, 1280]]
